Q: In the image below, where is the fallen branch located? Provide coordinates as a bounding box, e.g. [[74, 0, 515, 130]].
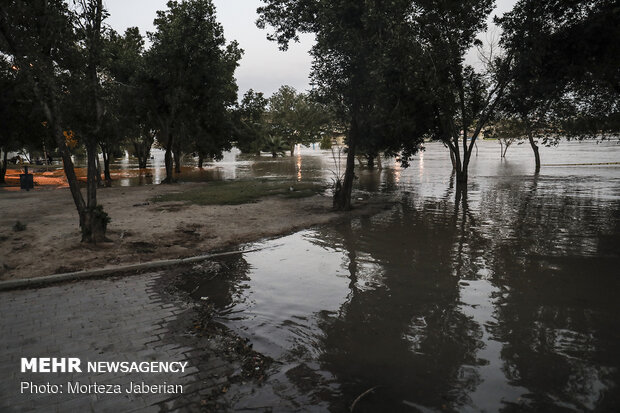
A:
[[350, 385, 381, 412]]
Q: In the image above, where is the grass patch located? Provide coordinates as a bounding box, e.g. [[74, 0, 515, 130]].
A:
[[152, 179, 326, 206]]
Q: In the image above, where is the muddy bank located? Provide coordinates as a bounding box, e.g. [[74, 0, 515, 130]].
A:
[[0, 182, 389, 280]]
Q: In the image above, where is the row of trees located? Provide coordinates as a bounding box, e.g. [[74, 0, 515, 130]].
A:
[[235, 85, 334, 157], [1, 0, 618, 241], [1, 0, 242, 241], [257, 0, 619, 210]]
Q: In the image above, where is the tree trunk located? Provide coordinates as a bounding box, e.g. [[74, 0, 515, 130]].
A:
[[81, 140, 108, 243], [81, 206, 109, 244], [174, 150, 182, 174], [455, 183, 468, 211], [502, 143, 510, 158], [0, 149, 7, 184], [162, 129, 174, 183], [333, 117, 358, 211], [290, 142, 295, 156], [102, 148, 112, 185], [198, 155, 204, 169], [366, 155, 375, 169], [133, 137, 151, 169], [95, 153, 102, 187], [449, 147, 456, 169], [528, 133, 541, 173], [138, 155, 148, 169], [46, 111, 87, 223], [79, 0, 108, 243], [456, 168, 468, 187], [455, 151, 469, 190]]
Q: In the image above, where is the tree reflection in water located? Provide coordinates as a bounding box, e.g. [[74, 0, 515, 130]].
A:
[[178, 169, 620, 412]]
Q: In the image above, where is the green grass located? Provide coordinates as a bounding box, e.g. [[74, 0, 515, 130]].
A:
[[152, 179, 326, 206]]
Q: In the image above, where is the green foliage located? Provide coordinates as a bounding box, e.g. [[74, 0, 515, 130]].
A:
[[258, 0, 439, 208], [268, 85, 330, 154], [319, 135, 332, 150], [0, 61, 52, 160], [152, 179, 324, 205], [234, 89, 268, 154], [145, 0, 242, 177], [498, 0, 620, 141], [262, 135, 287, 157]]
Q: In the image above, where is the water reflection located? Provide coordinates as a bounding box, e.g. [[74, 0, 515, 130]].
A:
[[179, 149, 620, 411]]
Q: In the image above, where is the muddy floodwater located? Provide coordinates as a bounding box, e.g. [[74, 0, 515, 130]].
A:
[[181, 140, 620, 412]]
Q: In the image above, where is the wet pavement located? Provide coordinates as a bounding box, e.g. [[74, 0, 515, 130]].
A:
[[0, 272, 241, 413]]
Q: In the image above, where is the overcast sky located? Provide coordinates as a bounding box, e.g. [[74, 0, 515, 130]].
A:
[[104, 0, 517, 99]]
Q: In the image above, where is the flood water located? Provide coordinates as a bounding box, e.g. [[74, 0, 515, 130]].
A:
[[182, 140, 620, 412]]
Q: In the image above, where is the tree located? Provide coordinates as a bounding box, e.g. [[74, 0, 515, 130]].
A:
[[234, 89, 268, 155], [498, 0, 620, 172], [484, 118, 525, 158], [268, 85, 328, 156], [100, 27, 147, 181], [263, 135, 287, 158], [0, 0, 110, 242], [258, 0, 432, 210], [145, 0, 241, 183], [409, 0, 512, 188], [0, 62, 52, 183]]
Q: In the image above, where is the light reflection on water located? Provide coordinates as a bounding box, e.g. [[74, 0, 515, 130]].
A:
[[183, 140, 620, 411]]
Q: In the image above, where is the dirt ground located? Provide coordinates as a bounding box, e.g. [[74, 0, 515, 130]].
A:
[[0, 182, 380, 280]]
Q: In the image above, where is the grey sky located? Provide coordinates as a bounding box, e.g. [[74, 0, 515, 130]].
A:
[[104, 0, 517, 99]]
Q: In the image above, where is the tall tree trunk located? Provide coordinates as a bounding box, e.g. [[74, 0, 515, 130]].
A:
[[138, 155, 148, 169], [82, 140, 107, 242], [456, 167, 468, 187], [133, 141, 149, 169], [174, 150, 182, 174], [101, 147, 112, 185], [290, 142, 295, 156], [449, 146, 456, 169], [51, 113, 86, 215], [366, 154, 375, 169], [333, 116, 358, 211], [80, 0, 108, 243], [95, 153, 102, 187], [162, 129, 174, 183], [164, 147, 173, 183], [198, 155, 204, 169], [527, 131, 541, 173], [0, 148, 7, 184]]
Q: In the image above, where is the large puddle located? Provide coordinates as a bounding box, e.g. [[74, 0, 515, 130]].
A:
[[179, 140, 620, 411]]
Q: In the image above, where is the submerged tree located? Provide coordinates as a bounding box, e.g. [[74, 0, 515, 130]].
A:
[[410, 0, 512, 187], [234, 89, 269, 155], [498, 0, 620, 172], [146, 0, 241, 183], [268, 85, 328, 156], [258, 0, 432, 210]]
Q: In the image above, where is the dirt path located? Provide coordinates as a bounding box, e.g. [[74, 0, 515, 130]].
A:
[[0, 183, 376, 280]]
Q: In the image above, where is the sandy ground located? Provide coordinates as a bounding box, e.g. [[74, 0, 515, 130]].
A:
[[0, 182, 380, 280]]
